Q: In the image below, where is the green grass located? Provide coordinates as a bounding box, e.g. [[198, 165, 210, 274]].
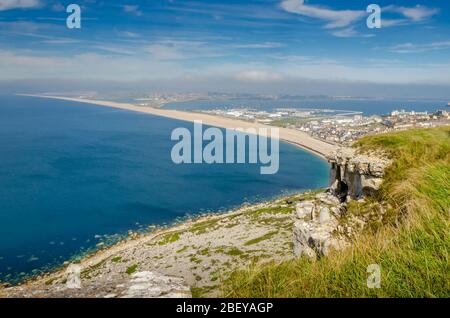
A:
[[158, 232, 180, 245], [222, 127, 450, 298], [244, 231, 278, 246], [110, 256, 122, 263], [249, 207, 294, 218], [176, 246, 189, 253], [189, 219, 220, 234], [126, 264, 138, 275], [225, 247, 244, 256]]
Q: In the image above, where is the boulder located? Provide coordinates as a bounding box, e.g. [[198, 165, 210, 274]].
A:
[[295, 201, 315, 219]]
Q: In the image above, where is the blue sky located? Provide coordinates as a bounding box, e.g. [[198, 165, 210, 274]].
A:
[[0, 0, 450, 94]]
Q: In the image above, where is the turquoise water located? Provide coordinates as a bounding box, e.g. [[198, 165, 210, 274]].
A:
[[0, 95, 329, 283]]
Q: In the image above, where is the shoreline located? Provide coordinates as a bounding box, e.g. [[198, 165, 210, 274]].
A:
[[1, 190, 320, 297], [18, 94, 337, 159], [1, 94, 333, 296]]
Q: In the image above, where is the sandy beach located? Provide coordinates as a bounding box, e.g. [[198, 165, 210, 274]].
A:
[[20, 94, 338, 159]]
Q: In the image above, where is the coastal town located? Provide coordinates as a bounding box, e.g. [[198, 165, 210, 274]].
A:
[[199, 106, 450, 145], [123, 92, 450, 146]]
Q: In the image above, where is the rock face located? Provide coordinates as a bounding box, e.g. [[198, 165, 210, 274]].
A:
[[293, 148, 391, 259], [327, 148, 391, 202], [293, 193, 347, 258]]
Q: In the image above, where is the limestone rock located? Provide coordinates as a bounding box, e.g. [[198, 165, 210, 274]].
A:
[[119, 271, 191, 298], [319, 207, 330, 224], [327, 147, 391, 200], [361, 175, 383, 194], [293, 194, 347, 259], [296, 201, 315, 219]]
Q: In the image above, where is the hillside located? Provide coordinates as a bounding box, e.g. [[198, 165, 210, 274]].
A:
[[222, 126, 450, 298]]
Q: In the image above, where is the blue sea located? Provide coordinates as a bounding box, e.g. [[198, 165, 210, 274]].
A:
[[0, 95, 329, 283]]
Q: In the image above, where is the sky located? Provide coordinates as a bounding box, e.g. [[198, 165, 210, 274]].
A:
[[0, 0, 450, 97]]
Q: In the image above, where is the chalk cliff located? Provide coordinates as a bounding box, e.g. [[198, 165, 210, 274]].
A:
[[293, 147, 391, 259]]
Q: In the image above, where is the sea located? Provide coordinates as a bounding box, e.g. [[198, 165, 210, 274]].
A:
[[0, 95, 329, 283]]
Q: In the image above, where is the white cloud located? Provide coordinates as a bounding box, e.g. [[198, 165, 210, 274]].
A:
[[144, 40, 226, 60], [0, 0, 41, 11], [231, 42, 284, 49], [123, 5, 143, 16], [331, 27, 358, 38], [280, 1, 439, 38], [268, 55, 311, 62], [235, 70, 283, 82], [384, 5, 439, 22], [1, 47, 449, 85], [280, 0, 365, 29], [390, 41, 450, 54]]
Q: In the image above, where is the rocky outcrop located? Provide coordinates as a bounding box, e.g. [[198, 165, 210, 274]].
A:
[[293, 193, 347, 258], [327, 148, 391, 202], [293, 148, 391, 259]]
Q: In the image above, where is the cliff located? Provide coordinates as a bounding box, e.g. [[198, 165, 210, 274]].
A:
[[292, 147, 391, 259], [327, 148, 392, 202], [225, 127, 450, 298]]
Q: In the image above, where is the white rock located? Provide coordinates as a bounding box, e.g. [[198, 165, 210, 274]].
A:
[[120, 271, 191, 298], [295, 201, 314, 219], [319, 207, 330, 224]]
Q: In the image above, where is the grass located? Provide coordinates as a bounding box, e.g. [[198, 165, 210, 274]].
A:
[[189, 219, 220, 234], [110, 256, 122, 263], [249, 207, 294, 218], [222, 127, 450, 298], [244, 231, 278, 246], [158, 232, 180, 245], [176, 246, 189, 253], [224, 247, 244, 256], [126, 264, 138, 275]]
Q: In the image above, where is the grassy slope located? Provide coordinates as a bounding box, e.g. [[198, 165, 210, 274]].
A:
[[222, 127, 450, 297]]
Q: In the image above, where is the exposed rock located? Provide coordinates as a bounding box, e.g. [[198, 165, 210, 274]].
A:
[[293, 148, 390, 259], [295, 201, 314, 219], [327, 148, 391, 201], [319, 207, 330, 224], [119, 271, 191, 298], [293, 197, 347, 259]]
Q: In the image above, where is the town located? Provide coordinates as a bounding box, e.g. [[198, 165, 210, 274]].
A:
[[200, 107, 450, 145]]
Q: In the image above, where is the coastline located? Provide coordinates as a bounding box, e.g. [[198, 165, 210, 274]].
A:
[[0, 94, 333, 297], [0, 190, 321, 297], [18, 94, 337, 159]]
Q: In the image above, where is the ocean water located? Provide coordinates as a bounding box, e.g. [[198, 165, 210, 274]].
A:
[[0, 95, 329, 283], [165, 98, 448, 115]]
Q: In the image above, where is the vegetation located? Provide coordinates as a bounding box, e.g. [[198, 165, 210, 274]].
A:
[[222, 127, 450, 297], [110, 256, 122, 263], [158, 232, 180, 245], [126, 264, 138, 275], [244, 231, 278, 246]]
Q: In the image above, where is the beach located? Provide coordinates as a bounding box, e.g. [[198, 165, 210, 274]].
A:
[[0, 95, 332, 297], [21, 95, 337, 159], [0, 191, 318, 297]]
